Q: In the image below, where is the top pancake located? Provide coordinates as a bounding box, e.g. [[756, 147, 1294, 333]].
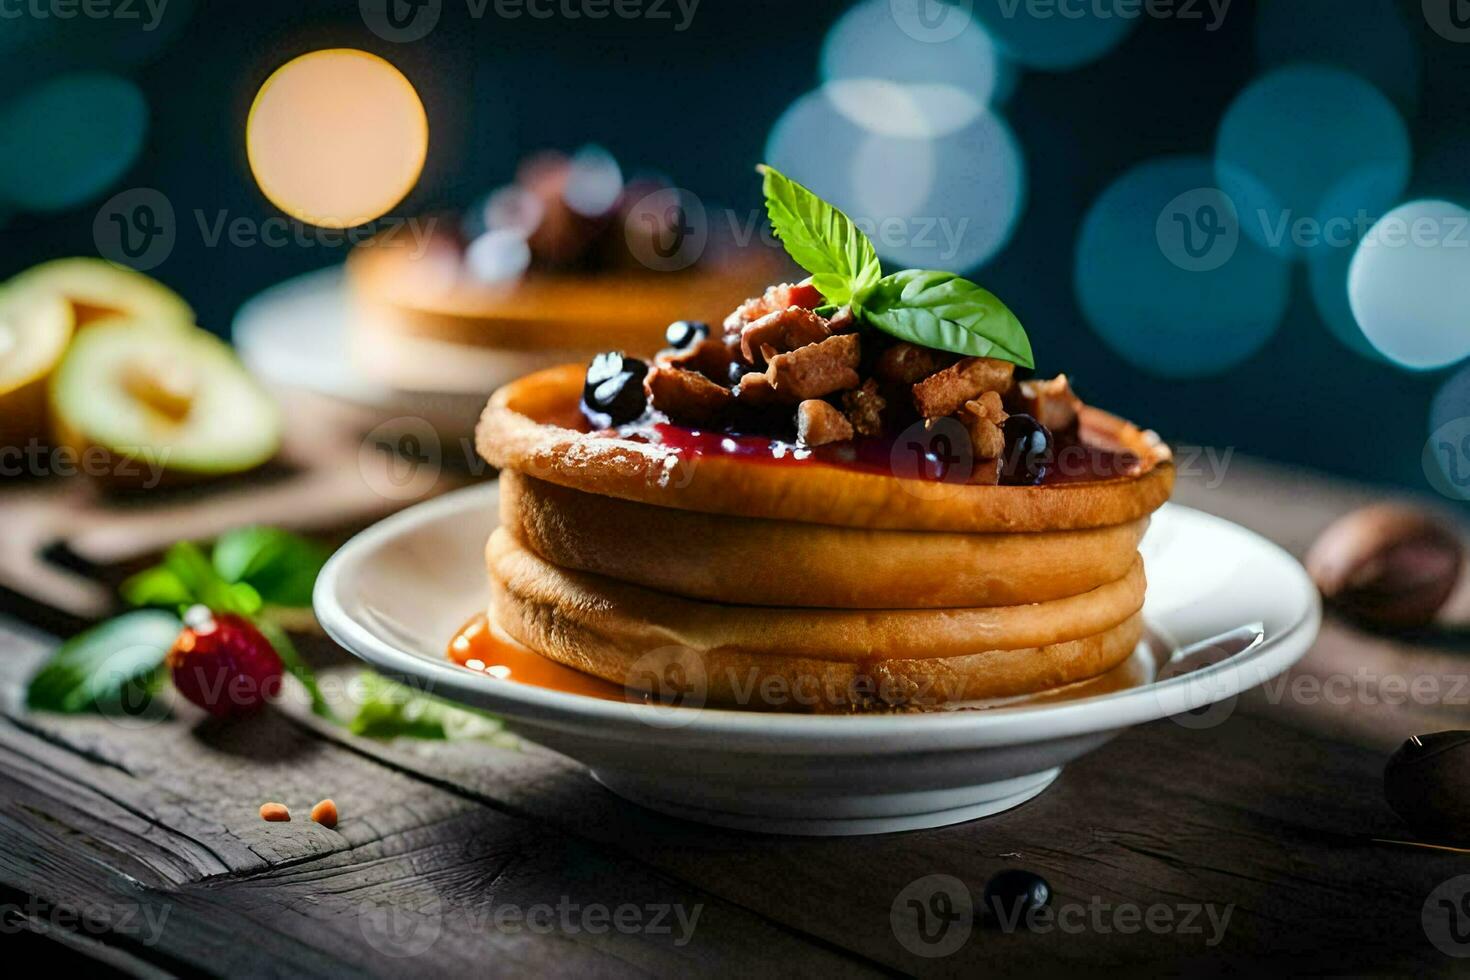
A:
[[477, 364, 1174, 533]]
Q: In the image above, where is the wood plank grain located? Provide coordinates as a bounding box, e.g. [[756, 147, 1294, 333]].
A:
[[0, 627, 881, 978], [281, 675, 1465, 975]]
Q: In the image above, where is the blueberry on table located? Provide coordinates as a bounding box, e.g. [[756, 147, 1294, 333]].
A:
[[665, 320, 710, 350], [1384, 731, 1470, 844], [582, 352, 648, 425], [999, 414, 1054, 486], [982, 869, 1051, 923]]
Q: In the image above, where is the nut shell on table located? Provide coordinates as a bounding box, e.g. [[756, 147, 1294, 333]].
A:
[[1304, 504, 1463, 630], [1384, 731, 1470, 844]]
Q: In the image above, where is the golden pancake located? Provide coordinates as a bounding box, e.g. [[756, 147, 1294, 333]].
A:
[[501, 469, 1148, 608], [488, 528, 1144, 660]]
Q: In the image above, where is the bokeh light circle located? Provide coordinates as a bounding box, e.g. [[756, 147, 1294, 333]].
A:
[[247, 49, 427, 229], [822, 0, 1012, 129], [1215, 65, 1410, 260], [1348, 199, 1470, 371], [971, 0, 1134, 70], [766, 88, 1024, 272], [1255, 0, 1419, 112], [0, 73, 147, 212], [1307, 242, 1388, 362], [1076, 156, 1291, 378]]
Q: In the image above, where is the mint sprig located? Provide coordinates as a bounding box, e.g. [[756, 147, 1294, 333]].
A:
[[758, 164, 1034, 369]]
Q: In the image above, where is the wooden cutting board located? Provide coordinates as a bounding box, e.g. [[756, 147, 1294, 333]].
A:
[[0, 390, 476, 620]]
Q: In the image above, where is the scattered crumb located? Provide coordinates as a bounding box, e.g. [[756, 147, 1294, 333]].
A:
[[260, 802, 290, 822], [310, 799, 339, 829]]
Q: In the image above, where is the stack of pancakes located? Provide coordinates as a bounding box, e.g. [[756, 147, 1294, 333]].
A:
[[478, 364, 1174, 710]]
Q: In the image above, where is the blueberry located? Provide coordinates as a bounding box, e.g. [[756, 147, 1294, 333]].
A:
[[982, 869, 1051, 923], [999, 414, 1053, 486], [582, 352, 648, 425], [665, 320, 710, 350]]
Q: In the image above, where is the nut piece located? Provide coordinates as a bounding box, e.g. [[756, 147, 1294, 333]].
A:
[[842, 380, 887, 437], [1305, 504, 1463, 630], [874, 341, 954, 385], [646, 365, 733, 425], [310, 798, 339, 829], [659, 338, 731, 381], [766, 333, 861, 401], [722, 282, 824, 342], [260, 802, 290, 822], [1013, 374, 1082, 432], [959, 390, 1008, 459], [911, 356, 1015, 419], [733, 371, 782, 408], [795, 400, 854, 447], [740, 306, 830, 364]]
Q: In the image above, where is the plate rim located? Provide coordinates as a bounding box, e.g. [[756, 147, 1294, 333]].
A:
[[314, 482, 1321, 754]]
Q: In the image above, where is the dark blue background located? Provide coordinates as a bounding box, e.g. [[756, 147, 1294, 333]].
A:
[[3, 0, 1468, 492]]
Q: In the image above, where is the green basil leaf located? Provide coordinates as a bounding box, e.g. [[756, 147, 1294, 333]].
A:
[[120, 565, 193, 609], [348, 672, 511, 743], [760, 164, 881, 305], [253, 618, 333, 721], [212, 527, 328, 608], [857, 269, 1034, 369], [26, 610, 181, 713]]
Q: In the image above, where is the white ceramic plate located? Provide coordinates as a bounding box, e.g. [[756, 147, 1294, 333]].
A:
[[232, 266, 491, 437], [315, 483, 1321, 836]]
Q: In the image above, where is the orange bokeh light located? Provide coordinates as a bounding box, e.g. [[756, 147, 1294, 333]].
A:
[[246, 49, 428, 229]]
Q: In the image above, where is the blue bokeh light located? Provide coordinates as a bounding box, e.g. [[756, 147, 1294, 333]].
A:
[[0, 73, 148, 213], [971, 0, 1134, 70], [1075, 156, 1291, 378], [1348, 199, 1470, 371], [1215, 65, 1410, 260], [821, 0, 1013, 122], [765, 88, 1025, 272], [1306, 239, 1388, 363], [1255, 0, 1419, 113]]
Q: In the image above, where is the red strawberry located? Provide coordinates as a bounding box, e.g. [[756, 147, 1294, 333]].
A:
[[167, 608, 283, 717]]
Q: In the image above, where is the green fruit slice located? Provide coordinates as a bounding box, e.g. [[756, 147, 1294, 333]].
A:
[[0, 286, 75, 449], [50, 319, 281, 477], [9, 257, 193, 328]]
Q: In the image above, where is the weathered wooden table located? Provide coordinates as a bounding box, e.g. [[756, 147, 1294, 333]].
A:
[[4, 457, 1469, 976]]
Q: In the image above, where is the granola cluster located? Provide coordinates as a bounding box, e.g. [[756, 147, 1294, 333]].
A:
[[637, 282, 1082, 485]]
